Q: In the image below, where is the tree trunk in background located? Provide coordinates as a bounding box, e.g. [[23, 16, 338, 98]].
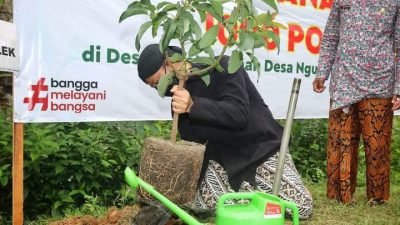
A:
[[0, 0, 12, 22], [0, 0, 13, 107], [0, 75, 12, 106]]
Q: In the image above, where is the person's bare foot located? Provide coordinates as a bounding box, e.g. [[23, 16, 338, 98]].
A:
[[367, 198, 386, 207], [345, 196, 357, 206]]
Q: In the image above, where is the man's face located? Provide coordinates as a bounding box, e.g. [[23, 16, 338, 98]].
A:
[[145, 63, 167, 88]]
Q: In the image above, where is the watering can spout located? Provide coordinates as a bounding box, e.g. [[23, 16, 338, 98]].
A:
[[124, 167, 207, 225]]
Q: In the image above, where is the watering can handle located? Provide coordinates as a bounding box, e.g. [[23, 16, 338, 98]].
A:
[[282, 200, 300, 225], [125, 167, 140, 189], [217, 192, 256, 209]]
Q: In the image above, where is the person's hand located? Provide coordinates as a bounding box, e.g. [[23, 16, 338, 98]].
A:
[[392, 95, 400, 111], [313, 77, 327, 93], [170, 85, 193, 114]]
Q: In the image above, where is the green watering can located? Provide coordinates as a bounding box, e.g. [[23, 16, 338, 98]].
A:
[[125, 167, 299, 225]]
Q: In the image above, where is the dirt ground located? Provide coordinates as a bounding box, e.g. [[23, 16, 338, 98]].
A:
[[47, 206, 186, 225], [48, 206, 138, 225]]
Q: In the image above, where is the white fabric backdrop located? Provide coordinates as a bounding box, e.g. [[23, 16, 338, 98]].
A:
[[13, 0, 337, 122]]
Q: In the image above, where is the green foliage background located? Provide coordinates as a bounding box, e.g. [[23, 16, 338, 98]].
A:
[[0, 107, 172, 222], [1, 107, 399, 222]]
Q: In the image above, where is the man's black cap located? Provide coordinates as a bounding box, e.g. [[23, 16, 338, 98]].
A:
[[137, 44, 182, 82]]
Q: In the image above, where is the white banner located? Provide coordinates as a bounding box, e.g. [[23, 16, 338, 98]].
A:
[[14, 0, 333, 122], [0, 20, 19, 72]]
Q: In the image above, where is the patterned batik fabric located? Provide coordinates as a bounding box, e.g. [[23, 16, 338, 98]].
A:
[[327, 98, 393, 203], [316, 0, 400, 110], [195, 153, 313, 220]]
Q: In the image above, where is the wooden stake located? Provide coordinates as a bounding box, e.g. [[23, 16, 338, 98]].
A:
[[13, 122, 24, 225]]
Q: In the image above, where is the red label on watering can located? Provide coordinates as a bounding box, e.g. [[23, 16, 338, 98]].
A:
[[264, 203, 282, 218]]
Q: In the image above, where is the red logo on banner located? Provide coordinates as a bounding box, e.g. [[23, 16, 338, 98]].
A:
[[264, 203, 282, 218], [23, 77, 49, 111], [22, 77, 107, 114]]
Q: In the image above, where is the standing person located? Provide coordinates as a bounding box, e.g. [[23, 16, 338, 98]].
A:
[[134, 43, 313, 224], [314, 0, 400, 205]]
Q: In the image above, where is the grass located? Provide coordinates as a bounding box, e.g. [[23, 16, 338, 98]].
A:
[[298, 180, 400, 225], [26, 177, 400, 225]]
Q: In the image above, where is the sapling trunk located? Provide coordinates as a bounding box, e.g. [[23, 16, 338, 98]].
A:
[[170, 78, 186, 143]]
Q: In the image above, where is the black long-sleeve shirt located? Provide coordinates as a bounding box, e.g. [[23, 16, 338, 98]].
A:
[[176, 56, 283, 191]]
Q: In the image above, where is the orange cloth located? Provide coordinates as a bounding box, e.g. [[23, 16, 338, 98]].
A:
[[326, 98, 393, 203]]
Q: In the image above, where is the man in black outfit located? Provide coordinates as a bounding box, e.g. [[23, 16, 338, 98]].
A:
[[135, 44, 312, 224]]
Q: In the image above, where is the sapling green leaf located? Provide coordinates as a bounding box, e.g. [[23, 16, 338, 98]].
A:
[[198, 25, 219, 49], [228, 50, 243, 74], [135, 21, 152, 51], [157, 72, 175, 98]]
